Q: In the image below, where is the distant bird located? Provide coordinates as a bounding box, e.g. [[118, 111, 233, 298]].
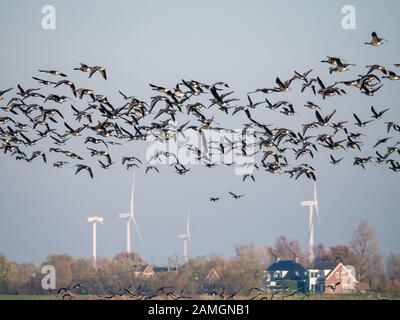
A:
[[373, 137, 392, 148], [228, 192, 245, 199], [29, 151, 47, 163], [364, 31, 387, 46], [385, 122, 400, 133], [371, 106, 389, 119], [210, 197, 220, 202], [366, 64, 387, 75], [382, 70, 400, 80], [74, 164, 94, 178], [330, 155, 343, 165], [145, 166, 159, 174], [326, 281, 341, 293], [304, 101, 320, 110], [315, 109, 336, 126], [38, 69, 67, 77], [74, 63, 93, 73], [243, 173, 255, 182], [353, 113, 373, 127], [89, 66, 107, 80], [0, 88, 13, 101]]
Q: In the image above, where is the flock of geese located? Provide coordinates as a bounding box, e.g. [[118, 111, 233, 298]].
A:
[[52, 281, 315, 300], [1, 31, 400, 183]]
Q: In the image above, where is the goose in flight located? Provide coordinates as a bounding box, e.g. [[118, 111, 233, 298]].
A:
[[89, 66, 107, 80], [146, 165, 159, 174], [389, 160, 400, 172], [275, 76, 295, 92], [85, 136, 108, 148], [315, 109, 336, 126], [328, 58, 356, 74], [38, 69, 67, 77], [371, 106, 389, 119], [330, 155, 343, 165], [64, 122, 85, 136], [74, 164, 94, 178], [32, 77, 57, 86], [304, 101, 320, 110], [228, 192, 245, 199], [44, 94, 71, 104], [321, 56, 343, 65], [366, 64, 387, 75], [210, 197, 220, 202], [360, 83, 383, 96], [74, 63, 93, 73], [243, 173, 255, 182], [0, 87, 13, 101], [54, 80, 76, 94], [353, 113, 373, 127], [385, 122, 400, 133], [87, 147, 112, 164], [365, 31, 387, 46], [382, 71, 400, 80], [53, 161, 69, 168], [29, 151, 47, 163], [373, 137, 392, 148]]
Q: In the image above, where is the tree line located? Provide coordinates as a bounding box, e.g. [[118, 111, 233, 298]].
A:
[[0, 220, 399, 295]]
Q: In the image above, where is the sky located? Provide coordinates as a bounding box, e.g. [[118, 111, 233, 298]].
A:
[[0, 0, 399, 266]]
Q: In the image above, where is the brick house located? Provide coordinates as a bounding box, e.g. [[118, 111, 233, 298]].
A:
[[324, 263, 357, 294]]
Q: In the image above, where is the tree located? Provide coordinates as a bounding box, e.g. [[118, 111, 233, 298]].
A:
[[349, 220, 384, 289], [267, 236, 307, 266], [387, 253, 400, 281], [42, 254, 74, 290], [328, 245, 357, 265]]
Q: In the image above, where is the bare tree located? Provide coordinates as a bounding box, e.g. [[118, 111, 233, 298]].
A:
[[267, 236, 307, 265], [386, 253, 400, 281], [349, 220, 384, 289]]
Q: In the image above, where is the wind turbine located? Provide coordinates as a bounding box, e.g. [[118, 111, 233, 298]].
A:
[[118, 173, 143, 254], [87, 216, 104, 269], [177, 211, 191, 264], [300, 181, 320, 265]]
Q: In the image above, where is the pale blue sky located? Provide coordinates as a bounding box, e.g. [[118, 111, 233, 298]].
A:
[[0, 0, 399, 265]]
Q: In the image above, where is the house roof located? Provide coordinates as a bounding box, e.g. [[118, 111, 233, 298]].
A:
[[325, 262, 358, 283], [153, 266, 177, 273], [309, 261, 337, 271], [267, 260, 308, 280]]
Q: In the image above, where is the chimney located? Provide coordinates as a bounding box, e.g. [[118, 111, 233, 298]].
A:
[[295, 257, 299, 264], [276, 257, 280, 262]]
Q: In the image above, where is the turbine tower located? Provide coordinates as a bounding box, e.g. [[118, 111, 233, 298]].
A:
[[119, 173, 143, 254], [87, 216, 104, 269], [177, 211, 191, 264], [300, 181, 320, 265]]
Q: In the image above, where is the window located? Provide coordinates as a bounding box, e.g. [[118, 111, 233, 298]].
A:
[[341, 272, 345, 278], [335, 272, 340, 279]]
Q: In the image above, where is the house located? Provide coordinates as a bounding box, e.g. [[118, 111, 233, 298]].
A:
[[134, 264, 156, 278], [206, 268, 220, 282], [265, 259, 308, 293], [324, 263, 357, 294], [308, 261, 357, 294], [308, 261, 337, 293], [153, 266, 178, 273]]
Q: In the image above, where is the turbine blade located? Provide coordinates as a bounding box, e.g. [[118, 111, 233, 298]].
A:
[[130, 172, 135, 214], [313, 181, 320, 223], [132, 217, 144, 244]]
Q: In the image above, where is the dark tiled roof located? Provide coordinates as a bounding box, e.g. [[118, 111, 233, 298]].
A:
[[153, 266, 177, 273], [267, 260, 308, 280], [310, 261, 337, 270]]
